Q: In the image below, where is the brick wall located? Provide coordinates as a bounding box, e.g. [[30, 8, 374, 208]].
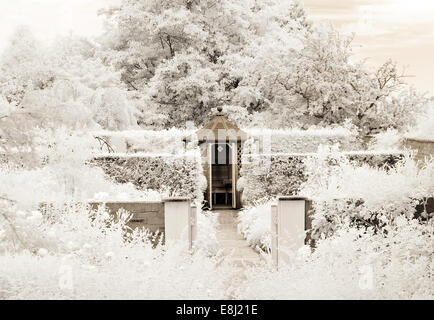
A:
[[403, 138, 434, 163], [89, 201, 165, 235]]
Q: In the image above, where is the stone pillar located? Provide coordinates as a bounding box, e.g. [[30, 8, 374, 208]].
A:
[[275, 196, 308, 268], [190, 204, 198, 248], [271, 204, 278, 267], [163, 197, 192, 249]]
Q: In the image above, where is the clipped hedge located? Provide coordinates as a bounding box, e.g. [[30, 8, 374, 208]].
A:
[[238, 152, 404, 205], [91, 152, 206, 202], [245, 128, 361, 153], [92, 129, 194, 154]]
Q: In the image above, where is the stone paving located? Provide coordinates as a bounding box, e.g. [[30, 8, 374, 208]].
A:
[[214, 209, 263, 267], [213, 209, 264, 299]]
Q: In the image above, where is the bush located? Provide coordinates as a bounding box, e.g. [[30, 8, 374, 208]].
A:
[[0, 165, 155, 211], [238, 154, 306, 205], [0, 203, 232, 299], [195, 211, 219, 255], [92, 151, 207, 202], [406, 102, 434, 140], [368, 128, 403, 151], [0, 130, 157, 210], [237, 147, 431, 249], [238, 148, 404, 205], [234, 218, 433, 299], [238, 202, 272, 252], [300, 148, 434, 240]]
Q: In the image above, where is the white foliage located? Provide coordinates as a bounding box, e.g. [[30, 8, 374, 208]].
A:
[[245, 126, 359, 153], [234, 219, 433, 299], [368, 128, 403, 151], [300, 148, 434, 206], [92, 128, 195, 154], [238, 202, 272, 251], [0, 203, 234, 299], [406, 102, 434, 140]]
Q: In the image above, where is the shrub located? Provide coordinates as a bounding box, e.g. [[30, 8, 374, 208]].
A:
[[194, 211, 219, 255], [237, 147, 430, 249], [406, 102, 434, 140], [237, 202, 272, 252], [234, 218, 433, 299], [0, 165, 154, 211], [300, 148, 434, 240], [238, 148, 404, 205], [92, 151, 207, 202], [368, 128, 403, 151], [0, 129, 157, 210], [238, 154, 306, 205], [0, 202, 232, 299]]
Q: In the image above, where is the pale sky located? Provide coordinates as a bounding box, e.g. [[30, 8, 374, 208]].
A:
[[0, 0, 432, 94], [303, 0, 434, 94]]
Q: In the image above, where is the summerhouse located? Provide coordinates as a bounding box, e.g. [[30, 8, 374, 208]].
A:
[[184, 107, 247, 209]]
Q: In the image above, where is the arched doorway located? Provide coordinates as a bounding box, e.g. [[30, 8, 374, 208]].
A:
[[208, 142, 237, 209]]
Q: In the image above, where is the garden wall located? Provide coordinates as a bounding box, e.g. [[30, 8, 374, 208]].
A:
[[403, 138, 434, 163], [88, 201, 165, 234]]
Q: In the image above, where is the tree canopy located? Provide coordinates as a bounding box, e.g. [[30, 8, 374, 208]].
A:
[[0, 0, 430, 153], [96, 0, 428, 132]]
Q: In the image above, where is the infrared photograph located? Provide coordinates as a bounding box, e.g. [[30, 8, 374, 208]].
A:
[[0, 0, 432, 310]]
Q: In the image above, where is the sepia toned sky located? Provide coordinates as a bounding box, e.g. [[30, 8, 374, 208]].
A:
[[0, 0, 432, 94], [303, 0, 434, 94]]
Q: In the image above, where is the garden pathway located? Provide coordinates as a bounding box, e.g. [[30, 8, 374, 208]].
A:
[[214, 210, 263, 298], [215, 210, 262, 266]]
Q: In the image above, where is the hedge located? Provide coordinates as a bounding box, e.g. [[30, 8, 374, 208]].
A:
[[238, 151, 404, 205], [245, 128, 361, 153], [91, 152, 206, 202]]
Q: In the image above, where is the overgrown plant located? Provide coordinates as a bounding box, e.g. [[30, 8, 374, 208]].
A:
[[0, 202, 231, 299], [301, 146, 433, 239], [234, 217, 433, 299]]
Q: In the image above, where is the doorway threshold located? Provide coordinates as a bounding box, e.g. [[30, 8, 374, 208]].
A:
[[212, 205, 234, 210]]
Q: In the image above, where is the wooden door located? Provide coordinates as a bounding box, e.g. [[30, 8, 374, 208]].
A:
[[208, 143, 213, 209], [231, 142, 237, 209]]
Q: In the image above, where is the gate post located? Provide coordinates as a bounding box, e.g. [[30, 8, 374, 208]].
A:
[[271, 204, 278, 267], [190, 204, 198, 249], [275, 196, 309, 268], [164, 197, 192, 249]]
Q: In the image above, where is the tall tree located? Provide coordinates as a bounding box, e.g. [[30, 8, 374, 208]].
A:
[[97, 0, 426, 132]]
